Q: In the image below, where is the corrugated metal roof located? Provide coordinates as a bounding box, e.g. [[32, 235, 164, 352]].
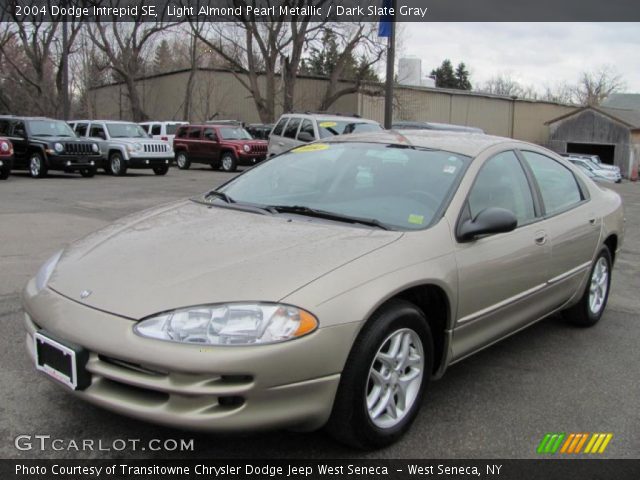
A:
[[602, 93, 640, 110], [545, 106, 640, 130]]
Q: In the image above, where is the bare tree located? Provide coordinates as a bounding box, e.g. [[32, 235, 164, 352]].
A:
[[87, 9, 175, 121], [573, 67, 625, 106], [480, 74, 524, 97]]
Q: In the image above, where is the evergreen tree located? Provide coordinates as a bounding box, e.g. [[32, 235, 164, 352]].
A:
[[430, 59, 457, 88], [454, 62, 472, 90]]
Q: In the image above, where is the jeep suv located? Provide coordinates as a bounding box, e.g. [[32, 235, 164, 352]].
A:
[[267, 113, 382, 156], [0, 116, 101, 178], [0, 137, 13, 180], [173, 124, 268, 172], [139, 121, 188, 144], [70, 120, 173, 176]]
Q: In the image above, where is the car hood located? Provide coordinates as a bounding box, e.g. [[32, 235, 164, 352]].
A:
[[111, 138, 168, 145], [48, 201, 402, 319], [32, 136, 84, 143], [223, 139, 268, 146]]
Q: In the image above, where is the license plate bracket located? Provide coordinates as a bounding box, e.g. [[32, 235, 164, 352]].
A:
[[34, 330, 90, 390]]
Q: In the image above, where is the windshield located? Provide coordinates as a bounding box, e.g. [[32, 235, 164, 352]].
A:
[[215, 142, 470, 230], [29, 120, 75, 137], [318, 120, 382, 138], [106, 123, 148, 138], [219, 127, 252, 140]]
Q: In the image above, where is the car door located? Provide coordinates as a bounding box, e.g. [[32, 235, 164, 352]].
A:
[[281, 117, 302, 151], [452, 150, 551, 361], [9, 121, 29, 167], [268, 117, 290, 156], [89, 123, 107, 141], [519, 150, 601, 303], [187, 126, 203, 161], [203, 127, 220, 164]]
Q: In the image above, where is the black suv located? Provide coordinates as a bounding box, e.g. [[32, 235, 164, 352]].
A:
[[0, 116, 102, 178]]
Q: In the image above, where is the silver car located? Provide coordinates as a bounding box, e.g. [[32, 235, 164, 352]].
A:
[[24, 131, 623, 448]]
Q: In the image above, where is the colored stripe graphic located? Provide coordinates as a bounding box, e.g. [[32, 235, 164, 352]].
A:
[[538, 433, 613, 454]]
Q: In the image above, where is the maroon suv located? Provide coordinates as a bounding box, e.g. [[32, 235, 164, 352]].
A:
[[173, 124, 268, 172]]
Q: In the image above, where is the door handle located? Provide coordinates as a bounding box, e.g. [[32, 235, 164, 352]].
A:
[[534, 231, 547, 245]]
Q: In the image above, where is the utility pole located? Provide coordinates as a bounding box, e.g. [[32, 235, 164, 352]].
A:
[[383, 0, 397, 129], [61, 13, 70, 120]]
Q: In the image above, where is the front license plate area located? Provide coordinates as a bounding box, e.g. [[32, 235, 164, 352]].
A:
[[34, 331, 90, 390]]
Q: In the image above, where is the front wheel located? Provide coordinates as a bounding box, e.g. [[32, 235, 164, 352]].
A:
[[29, 152, 48, 178], [220, 152, 237, 172], [326, 299, 433, 449], [109, 152, 127, 176], [153, 165, 169, 176], [563, 247, 612, 327]]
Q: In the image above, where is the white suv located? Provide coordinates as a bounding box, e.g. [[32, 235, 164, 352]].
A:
[[267, 113, 382, 156], [139, 121, 188, 144]]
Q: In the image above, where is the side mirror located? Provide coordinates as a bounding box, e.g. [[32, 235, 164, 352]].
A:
[[297, 132, 314, 143], [458, 207, 517, 242]]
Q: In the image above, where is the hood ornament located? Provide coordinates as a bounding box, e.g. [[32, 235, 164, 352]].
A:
[[80, 290, 92, 299]]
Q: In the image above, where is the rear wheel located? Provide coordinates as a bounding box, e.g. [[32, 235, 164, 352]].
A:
[[79, 168, 96, 178], [563, 247, 612, 327], [176, 151, 190, 170], [153, 165, 169, 176], [326, 299, 433, 449], [29, 152, 48, 178], [109, 152, 127, 176], [220, 152, 237, 172]]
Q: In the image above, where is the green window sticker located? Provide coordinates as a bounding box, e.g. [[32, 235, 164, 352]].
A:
[[408, 214, 425, 225]]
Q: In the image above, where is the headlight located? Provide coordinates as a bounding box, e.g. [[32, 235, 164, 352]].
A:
[[0, 141, 9, 152], [243, 144, 250, 153], [54, 143, 64, 153], [134, 303, 318, 346], [35, 250, 63, 293], [91, 143, 99, 153]]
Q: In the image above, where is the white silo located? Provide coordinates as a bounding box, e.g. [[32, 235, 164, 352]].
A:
[[398, 57, 422, 87]]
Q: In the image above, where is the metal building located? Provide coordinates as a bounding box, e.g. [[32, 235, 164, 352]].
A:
[[546, 106, 640, 179]]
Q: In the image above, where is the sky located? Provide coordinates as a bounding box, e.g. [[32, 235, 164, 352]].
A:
[[400, 23, 640, 94]]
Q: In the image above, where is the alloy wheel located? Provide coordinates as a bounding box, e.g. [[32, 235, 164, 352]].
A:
[[589, 257, 609, 315]]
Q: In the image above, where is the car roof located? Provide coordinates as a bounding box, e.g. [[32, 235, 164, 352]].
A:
[[320, 129, 528, 157], [281, 113, 378, 124], [139, 121, 188, 124]]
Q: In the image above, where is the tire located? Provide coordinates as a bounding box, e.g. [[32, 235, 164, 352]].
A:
[[176, 151, 190, 170], [325, 299, 433, 449], [0, 167, 9, 180], [79, 168, 96, 178], [153, 165, 169, 176], [29, 152, 48, 178], [563, 247, 612, 327], [109, 152, 127, 176], [220, 152, 237, 172]]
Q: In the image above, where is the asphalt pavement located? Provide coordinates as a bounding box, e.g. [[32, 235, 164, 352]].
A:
[[0, 167, 638, 459]]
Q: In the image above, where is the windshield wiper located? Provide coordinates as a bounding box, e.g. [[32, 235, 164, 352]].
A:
[[267, 205, 391, 230], [204, 190, 236, 204]]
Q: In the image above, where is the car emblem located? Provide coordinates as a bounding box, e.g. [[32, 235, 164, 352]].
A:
[[80, 290, 92, 299]]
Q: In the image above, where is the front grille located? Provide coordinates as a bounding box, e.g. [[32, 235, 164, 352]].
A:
[[250, 144, 267, 153], [64, 142, 93, 155], [143, 143, 168, 153]]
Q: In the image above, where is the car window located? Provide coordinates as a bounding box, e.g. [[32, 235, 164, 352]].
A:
[[297, 119, 315, 140], [203, 128, 217, 141], [318, 119, 382, 138], [188, 127, 202, 139], [0, 120, 11, 135], [283, 117, 301, 139], [140, 124, 150, 133], [166, 123, 182, 135], [522, 151, 583, 215], [29, 120, 75, 137], [89, 124, 106, 139], [13, 121, 26, 137], [468, 151, 536, 226], [272, 117, 288, 137], [74, 123, 88, 136], [151, 124, 161, 135], [106, 123, 147, 138], [176, 126, 188, 138]]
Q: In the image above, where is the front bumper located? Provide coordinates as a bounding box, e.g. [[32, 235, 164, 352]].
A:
[[237, 152, 267, 166], [127, 157, 173, 169], [0, 156, 13, 169], [48, 155, 102, 171], [23, 282, 358, 432]]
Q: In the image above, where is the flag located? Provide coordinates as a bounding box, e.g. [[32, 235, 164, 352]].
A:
[[378, 0, 393, 37]]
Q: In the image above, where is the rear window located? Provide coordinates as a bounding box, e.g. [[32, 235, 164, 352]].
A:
[[283, 118, 301, 139], [272, 117, 288, 137]]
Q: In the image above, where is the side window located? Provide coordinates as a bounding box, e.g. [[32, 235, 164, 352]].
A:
[[89, 125, 106, 139], [75, 123, 88, 136], [297, 119, 315, 140], [188, 127, 202, 139], [13, 121, 26, 137], [140, 124, 150, 133], [283, 117, 301, 139], [203, 127, 217, 141], [176, 126, 187, 138], [151, 124, 161, 136], [468, 151, 536, 226], [272, 117, 288, 137], [0, 120, 11, 135], [522, 151, 583, 215]]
